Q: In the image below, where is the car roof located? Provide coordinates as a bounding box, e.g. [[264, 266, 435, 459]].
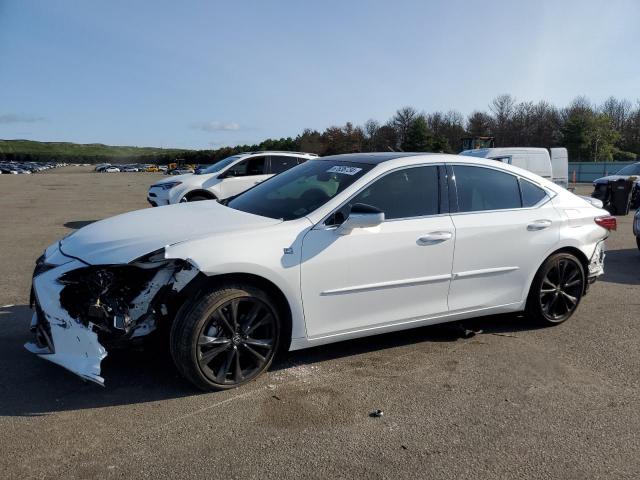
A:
[[239, 151, 318, 157], [317, 152, 431, 165]]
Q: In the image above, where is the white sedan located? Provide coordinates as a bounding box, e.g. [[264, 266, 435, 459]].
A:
[[27, 153, 614, 390]]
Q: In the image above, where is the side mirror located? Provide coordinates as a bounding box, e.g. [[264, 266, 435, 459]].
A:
[[336, 203, 384, 235], [218, 170, 235, 179]]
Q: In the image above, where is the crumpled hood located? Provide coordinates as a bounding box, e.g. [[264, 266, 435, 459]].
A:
[[60, 201, 282, 265], [593, 174, 640, 185]]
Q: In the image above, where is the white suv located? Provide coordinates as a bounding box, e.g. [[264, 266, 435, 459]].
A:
[[147, 151, 318, 206]]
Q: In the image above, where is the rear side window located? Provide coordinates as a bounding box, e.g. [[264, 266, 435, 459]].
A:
[[453, 166, 521, 212], [269, 156, 298, 174], [520, 179, 548, 207], [343, 166, 440, 220]]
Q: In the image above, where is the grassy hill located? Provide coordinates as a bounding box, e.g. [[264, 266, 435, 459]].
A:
[[0, 139, 188, 163]]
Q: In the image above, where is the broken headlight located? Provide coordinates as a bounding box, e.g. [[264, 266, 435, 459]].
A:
[[58, 265, 158, 333]]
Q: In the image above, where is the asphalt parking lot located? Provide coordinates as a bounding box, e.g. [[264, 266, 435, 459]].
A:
[[0, 167, 638, 479]]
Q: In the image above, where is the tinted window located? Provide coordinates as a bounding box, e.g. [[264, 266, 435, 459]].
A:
[[228, 157, 266, 176], [269, 156, 298, 174], [335, 166, 439, 221], [520, 179, 547, 207], [227, 161, 372, 220], [453, 166, 521, 212], [199, 155, 243, 174]]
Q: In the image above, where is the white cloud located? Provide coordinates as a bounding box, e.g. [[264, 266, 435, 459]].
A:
[[0, 113, 46, 124], [190, 121, 240, 132]]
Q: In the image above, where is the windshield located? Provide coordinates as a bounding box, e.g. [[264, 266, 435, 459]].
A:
[[227, 160, 372, 220], [614, 163, 640, 176], [198, 155, 244, 174]]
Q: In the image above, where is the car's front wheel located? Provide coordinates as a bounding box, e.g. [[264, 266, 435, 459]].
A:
[[170, 284, 281, 391], [525, 252, 585, 325], [188, 195, 211, 202]]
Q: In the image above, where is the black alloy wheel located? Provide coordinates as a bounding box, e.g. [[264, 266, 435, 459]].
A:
[[171, 285, 281, 391], [527, 253, 585, 325], [197, 297, 276, 385]]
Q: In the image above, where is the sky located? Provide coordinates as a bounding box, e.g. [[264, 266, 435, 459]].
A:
[[0, 0, 638, 149]]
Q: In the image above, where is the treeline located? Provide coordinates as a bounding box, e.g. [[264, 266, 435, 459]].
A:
[[181, 95, 640, 163], [2, 95, 639, 164]]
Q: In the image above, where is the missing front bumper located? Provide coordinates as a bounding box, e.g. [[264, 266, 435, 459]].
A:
[[26, 260, 107, 385]]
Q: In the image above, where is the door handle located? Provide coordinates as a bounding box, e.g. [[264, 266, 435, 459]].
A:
[[417, 231, 453, 245], [527, 219, 552, 231]]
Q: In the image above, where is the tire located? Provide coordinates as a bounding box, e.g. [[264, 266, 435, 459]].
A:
[[630, 187, 640, 209], [188, 195, 212, 202], [636, 236, 640, 251], [525, 252, 586, 326], [170, 284, 281, 391]]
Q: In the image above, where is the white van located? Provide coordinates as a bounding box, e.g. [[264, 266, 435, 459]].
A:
[[550, 148, 569, 188], [460, 147, 569, 188]]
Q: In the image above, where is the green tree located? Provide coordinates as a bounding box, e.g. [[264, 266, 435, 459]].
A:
[[402, 116, 433, 151]]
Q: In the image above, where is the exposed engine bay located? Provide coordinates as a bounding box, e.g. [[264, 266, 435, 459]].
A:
[[27, 250, 199, 385]]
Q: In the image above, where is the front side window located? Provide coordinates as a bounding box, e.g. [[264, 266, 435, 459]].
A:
[[227, 156, 266, 177], [333, 166, 440, 222], [227, 161, 372, 220], [199, 155, 244, 174], [520, 178, 548, 207], [453, 165, 521, 212], [269, 156, 298, 174]]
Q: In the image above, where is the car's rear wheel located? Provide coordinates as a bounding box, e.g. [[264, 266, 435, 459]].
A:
[[525, 252, 585, 325], [170, 284, 280, 391]]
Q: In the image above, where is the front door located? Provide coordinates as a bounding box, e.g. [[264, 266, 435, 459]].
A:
[[300, 165, 455, 338], [218, 156, 272, 198]]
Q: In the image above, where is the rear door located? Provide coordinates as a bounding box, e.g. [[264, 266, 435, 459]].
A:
[[268, 155, 300, 175], [447, 164, 561, 312]]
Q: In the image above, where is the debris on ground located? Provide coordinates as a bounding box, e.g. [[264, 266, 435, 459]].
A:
[[454, 322, 483, 338], [369, 409, 384, 418]]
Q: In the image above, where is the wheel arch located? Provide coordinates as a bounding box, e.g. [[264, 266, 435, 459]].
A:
[[182, 189, 217, 202], [548, 246, 590, 276], [189, 272, 293, 353], [526, 246, 590, 301]]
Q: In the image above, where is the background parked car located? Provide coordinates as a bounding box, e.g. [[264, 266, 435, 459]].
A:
[[147, 151, 318, 206], [634, 209, 640, 250], [592, 162, 640, 210], [167, 168, 194, 175]]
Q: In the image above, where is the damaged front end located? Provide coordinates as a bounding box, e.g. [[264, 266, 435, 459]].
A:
[[26, 247, 199, 385]]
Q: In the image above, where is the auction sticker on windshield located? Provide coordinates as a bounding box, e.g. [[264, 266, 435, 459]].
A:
[[327, 166, 362, 175]]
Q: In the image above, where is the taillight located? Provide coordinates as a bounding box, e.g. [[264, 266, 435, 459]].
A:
[[595, 215, 617, 231]]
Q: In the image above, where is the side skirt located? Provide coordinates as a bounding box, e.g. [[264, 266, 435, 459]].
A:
[[288, 302, 522, 351]]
